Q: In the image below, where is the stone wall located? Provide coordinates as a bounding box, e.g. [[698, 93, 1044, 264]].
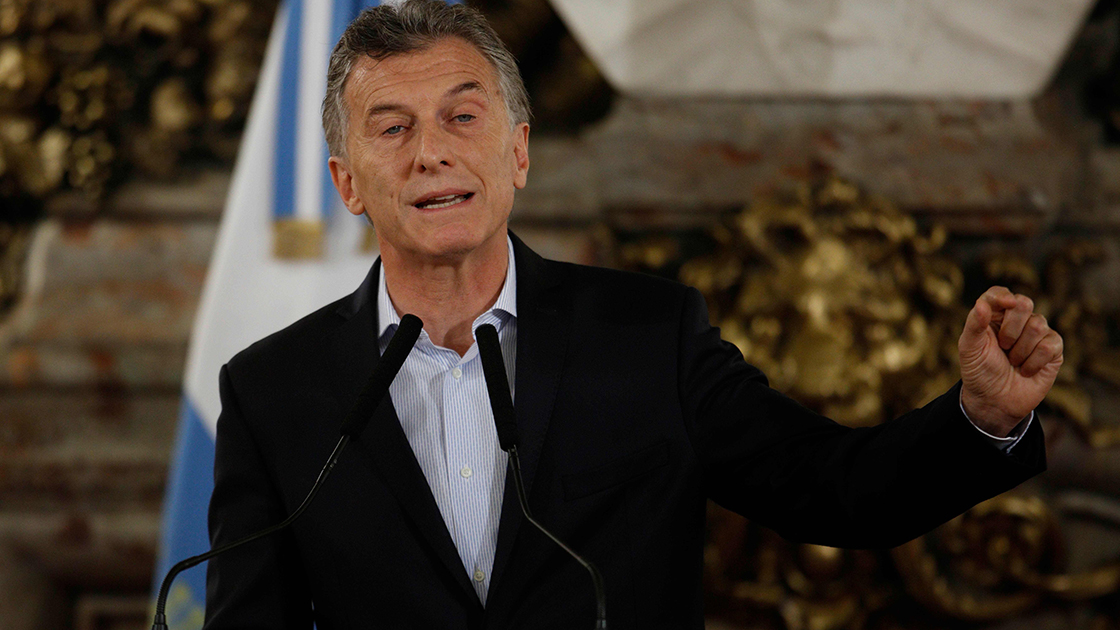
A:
[[2, 93, 1120, 628]]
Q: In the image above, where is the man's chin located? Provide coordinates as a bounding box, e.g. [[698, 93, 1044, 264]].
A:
[[404, 227, 507, 264]]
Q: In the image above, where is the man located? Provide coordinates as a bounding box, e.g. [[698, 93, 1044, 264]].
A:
[[204, 1, 1060, 628]]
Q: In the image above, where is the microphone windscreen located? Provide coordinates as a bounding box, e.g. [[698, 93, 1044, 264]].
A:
[[476, 324, 519, 452], [339, 314, 423, 439]]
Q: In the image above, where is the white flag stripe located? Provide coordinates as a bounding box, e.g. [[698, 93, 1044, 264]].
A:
[[185, 0, 378, 436], [154, 1, 384, 619], [296, 0, 334, 222]]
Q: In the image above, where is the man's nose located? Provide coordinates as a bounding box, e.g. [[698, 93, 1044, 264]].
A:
[[414, 125, 454, 173]]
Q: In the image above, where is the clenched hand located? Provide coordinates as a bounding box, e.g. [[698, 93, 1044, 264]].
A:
[[958, 286, 1063, 437]]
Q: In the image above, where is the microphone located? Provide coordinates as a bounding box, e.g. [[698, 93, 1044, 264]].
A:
[[340, 313, 423, 438], [475, 322, 518, 452], [475, 324, 608, 630], [151, 314, 423, 630]]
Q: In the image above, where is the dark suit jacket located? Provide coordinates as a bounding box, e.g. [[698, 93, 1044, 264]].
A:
[[204, 232, 1045, 629]]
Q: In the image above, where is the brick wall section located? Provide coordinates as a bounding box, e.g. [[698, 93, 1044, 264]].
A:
[[0, 97, 1118, 628]]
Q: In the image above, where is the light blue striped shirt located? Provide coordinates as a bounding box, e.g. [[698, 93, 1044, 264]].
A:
[[376, 237, 517, 606]]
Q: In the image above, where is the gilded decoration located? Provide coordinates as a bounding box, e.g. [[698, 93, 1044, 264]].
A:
[[0, 0, 276, 203], [617, 176, 1120, 629], [0, 0, 275, 322]]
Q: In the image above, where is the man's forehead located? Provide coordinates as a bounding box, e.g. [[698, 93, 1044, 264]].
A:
[[345, 39, 499, 105]]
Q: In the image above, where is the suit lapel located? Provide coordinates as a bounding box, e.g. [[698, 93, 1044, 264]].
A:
[[328, 259, 480, 605], [488, 233, 571, 599]]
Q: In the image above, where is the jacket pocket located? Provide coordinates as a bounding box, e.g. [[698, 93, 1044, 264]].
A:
[[562, 439, 671, 501]]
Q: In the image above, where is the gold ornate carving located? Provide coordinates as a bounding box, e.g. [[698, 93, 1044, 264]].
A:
[[0, 0, 277, 202], [705, 504, 894, 630], [893, 493, 1120, 619], [891, 495, 1059, 621], [648, 176, 967, 428], [0, 0, 277, 318]]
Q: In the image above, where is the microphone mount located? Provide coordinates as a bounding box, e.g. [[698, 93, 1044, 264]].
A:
[[151, 314, 423, 630], [475, 323, 608, 630]]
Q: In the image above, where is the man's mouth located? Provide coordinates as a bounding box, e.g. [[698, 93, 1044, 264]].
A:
[[414, 193, 473, 209]]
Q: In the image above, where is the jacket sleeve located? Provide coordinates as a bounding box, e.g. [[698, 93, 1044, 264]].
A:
[[676, 287, 1046, 548], [204, 363, 315, 629]]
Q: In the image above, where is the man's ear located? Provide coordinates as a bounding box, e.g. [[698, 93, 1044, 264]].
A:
[[512, 122, 530, 190], [329, 156, 366, 216]]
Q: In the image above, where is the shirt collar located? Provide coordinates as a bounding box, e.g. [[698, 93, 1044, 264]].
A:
[[377, 235, 518, 340]]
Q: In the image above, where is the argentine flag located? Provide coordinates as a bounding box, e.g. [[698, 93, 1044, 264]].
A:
[[151, 1, 389, 625]]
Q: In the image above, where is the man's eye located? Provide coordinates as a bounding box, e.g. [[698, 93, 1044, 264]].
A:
[[453, 114, 475, 123], [383, 125, 405, 135]]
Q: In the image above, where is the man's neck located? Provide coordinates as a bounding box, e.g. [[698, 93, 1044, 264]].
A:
[[381, 232, 509, 357]]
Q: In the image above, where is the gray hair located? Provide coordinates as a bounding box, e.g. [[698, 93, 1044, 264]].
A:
[[322, 0, 531, 158]]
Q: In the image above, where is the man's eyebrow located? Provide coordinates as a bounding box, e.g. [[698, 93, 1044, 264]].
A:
[[363, 82, 486, 120], [365, 103, 406, 118], [447, 80, 485, 99]]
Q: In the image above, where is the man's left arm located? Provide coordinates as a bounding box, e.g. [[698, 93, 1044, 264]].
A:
[[957, 286, 1064, 446], [678, 285, 1050, 549]]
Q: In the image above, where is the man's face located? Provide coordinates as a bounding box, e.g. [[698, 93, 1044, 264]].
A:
[[329, 37, 530, 263]]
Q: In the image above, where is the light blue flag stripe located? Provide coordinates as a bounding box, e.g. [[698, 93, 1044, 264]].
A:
[[274, 0, 303, 221], [321, 0, 382, 222], [151, 398, 216, 628], [330, 0, 366, 47]]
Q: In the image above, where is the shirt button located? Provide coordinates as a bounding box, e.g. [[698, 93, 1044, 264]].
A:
[[474, 569, 485, 582], [451, 367, 463, 379], [460, 466, 472, 479]]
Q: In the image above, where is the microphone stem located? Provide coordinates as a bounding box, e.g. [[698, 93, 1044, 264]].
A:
[[508, 446, 608, 630], [152, 434, 351, 629]]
